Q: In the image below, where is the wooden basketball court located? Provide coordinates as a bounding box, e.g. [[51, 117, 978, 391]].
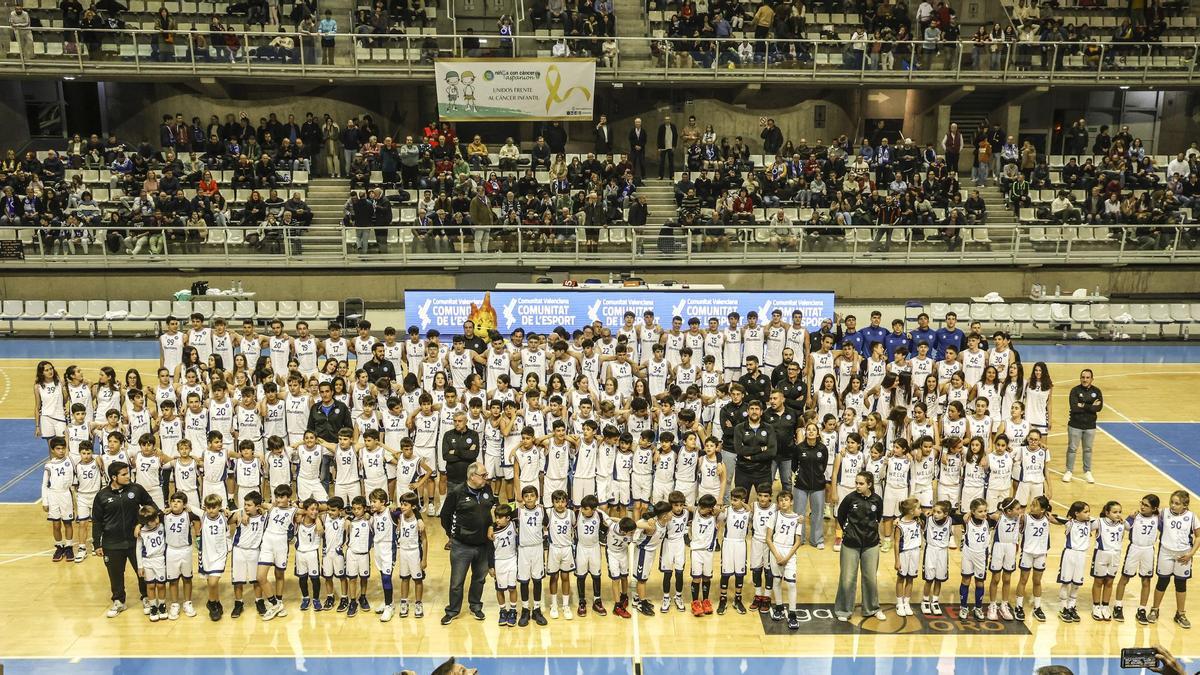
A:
[[0, 345, 1197, 673]]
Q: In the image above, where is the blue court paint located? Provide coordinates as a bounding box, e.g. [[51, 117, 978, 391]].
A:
[[1101, 423, 1200, 495], [643, 656, 1198, 675], [0, 420, 49, 501], [0, 338, 160, 359], [1016, 343, 1200, 364], [2, 657, 634, 675]]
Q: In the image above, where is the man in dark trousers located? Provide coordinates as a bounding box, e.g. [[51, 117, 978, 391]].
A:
[[441, 412, 480, 493], [732, 398, 777, 492], [1064, 368, 1103, 484], [628, 117, 648, 179], [308, 381, 351, 489], [372, 188, 393, 254], [593, 114, 612, 155], [92, 461, 156, 618], [440, 463, 495, 625], [656, 115, 678, 179], [718, 384, 748, 499]]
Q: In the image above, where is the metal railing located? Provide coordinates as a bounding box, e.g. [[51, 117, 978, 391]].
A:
[[2, 26, 1198, 83], [3, 221, 1197, 268]]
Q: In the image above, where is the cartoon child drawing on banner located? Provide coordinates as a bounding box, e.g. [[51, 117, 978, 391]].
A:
[[461, 71, 478, 113], [444, 70, 461, 112]]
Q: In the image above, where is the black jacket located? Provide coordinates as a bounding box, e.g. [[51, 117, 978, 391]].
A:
[[656, 123, 678, 150], [764, 406, 799, 462], [1067, 384, 1103, 430], [732, 420, 777, 477], [738, 370, 772, 403], [362, 356, 396, 384], [307, 399, 352, 442], [628, 127, 648, 154], [441, 428, 481, 483], [792, 440, 828, 491], [92, 482, 157, 550], [836, 490, 884, 549], [440, 482, 495, 546], [718, 400, 748, 453]]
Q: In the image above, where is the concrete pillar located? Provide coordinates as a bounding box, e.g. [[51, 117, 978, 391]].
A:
[[1004, 103, 1021, 139]]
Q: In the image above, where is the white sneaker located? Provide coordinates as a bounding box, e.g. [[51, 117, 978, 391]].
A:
[[896, 601, 907, 616], [274, 602, 287, 618], [1061, 471, 1073, 483], [880, 539, 892, 553], [168, 603, 181, 620], [74, 548, 86, 563], [105, 601, 127, 618], [674, 594, 686, 612], [549, 604, 560, 619], [874, 610, 887, 620], [661, 596, 671, 613], [999, 603, 1014, 621], [142, 598, 152, 615], [262, 602, 281, 621], [426, 503, 436, 516], [563, 603, 574, 620], [1084, 471, 1095, 484], [182, 601, 196, 617], [987, 603, 998, 621], [817, 542, 825, 550], [380, 604, 395, 622]]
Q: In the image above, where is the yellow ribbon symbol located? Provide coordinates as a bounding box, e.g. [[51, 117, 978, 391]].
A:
[[544, 64, 592, 114]]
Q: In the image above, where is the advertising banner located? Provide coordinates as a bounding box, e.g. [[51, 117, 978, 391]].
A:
[[404, 290, 835, 336], [434, 58, 595, 121]]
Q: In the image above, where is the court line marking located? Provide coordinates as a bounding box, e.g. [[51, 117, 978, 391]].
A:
[[0, 364, 10, 406], [0, 458, 46, 496], [1095, 413, 1188, 493], [1103, 403, 1200, 472], [0, 549, 52, 565]]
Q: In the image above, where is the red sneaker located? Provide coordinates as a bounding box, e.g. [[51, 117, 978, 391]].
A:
[[578, 602, 587, 617], [691, 600, 705, 617], [702, 599, 714, 615], [614, 603, 631, 619], [593, 599, 607, 616], [750, 595, 762, 611], [757, 597, 771, 614]]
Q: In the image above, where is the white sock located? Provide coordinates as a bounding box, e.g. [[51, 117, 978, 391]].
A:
[[788, 584, 797, 609]]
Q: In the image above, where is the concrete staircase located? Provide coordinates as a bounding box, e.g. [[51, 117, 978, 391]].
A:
[[970, 180, 1017, 249], [613, 0, 650, 60], [298, 178, 350, 256]]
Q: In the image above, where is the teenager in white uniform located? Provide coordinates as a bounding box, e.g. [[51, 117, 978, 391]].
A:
[[1024, 362, 1053, 433], [986, 497, 1021, 620], [1056, 501, 1093, 623], [163, 495, 197, 620], [721, 314, 743, 378], [1014, 494, 1053, 622], [893, 498, 923, 617], [718, 488, 751, 614], [160, 319, 185, 376], [920, 501, 952, 616], [294, 323, 320, 377], [34, 361, 67, 442], [43, 439, 76, 561]]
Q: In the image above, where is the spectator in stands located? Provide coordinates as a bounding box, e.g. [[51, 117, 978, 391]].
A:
[[1065, 118, 1088, 156], [760, 118, 783, 157], [531, 137, 551, 171], [9, 5, 34, 60], [497, 139, 519, 172], [751, 1, 773, 55], [319, 11, 338, 64], [593, 115, 612, 155], [656, 116, 678, 180]]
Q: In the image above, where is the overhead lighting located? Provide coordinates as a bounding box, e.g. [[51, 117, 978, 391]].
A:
[[1118, 85, 1129, 90], [62, 75, 76, 81]]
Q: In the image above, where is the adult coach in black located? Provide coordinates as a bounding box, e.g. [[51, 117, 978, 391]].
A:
[[718, 384, 748, 498], [442, 411, 480, 493], [92, 461, 155, 618], [440, 462, 495, 625], [834, 471, 885, 622], [732, 399, 777, 492], [1063, 368, 1103, 484], [308, 381, 352, 489]]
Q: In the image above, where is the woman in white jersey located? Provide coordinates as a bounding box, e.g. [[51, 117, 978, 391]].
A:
[[92, 366, 123, 425], [1112, 493, 1160, 624], [940, 371, 970, 417], [1024, 362, 1053, 433], [34, 360, 67, 442]]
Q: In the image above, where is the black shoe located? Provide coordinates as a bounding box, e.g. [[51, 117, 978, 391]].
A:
[[208, 600, 221, 622], [770, 604, 785, 622], [358, 596, 370, 612], [1113, 606, 1125, 622], [440, 613, 458, 625], [1032, 606, 1046, 622], [636, 599, 655, 616], [518, 608, 531, 627], [1059, 608, 1072, 623], [717, 597, 728, 615], [1069, 607, 1081, 623], [787, 611, 800, 631], [1136, 608, 1148, 625], [231, 601, 244, 619], [337, 597, 349, 612], [323, 596, 335, 610], [733, 596, 747, 615], [470, 608, 485, 621], [532, 608, 548, 625], [1013, 604, 1026, 621]]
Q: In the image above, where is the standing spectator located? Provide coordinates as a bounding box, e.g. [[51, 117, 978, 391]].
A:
[[318, 10, 337, 64], [731, 398, 776, 492], [92, 462, 155, 618], [834, 471, 885, 621], [340, 119, 361, 174], [760, 118, 784, 157], [468, 187, 493, 253], [543, 122, 567, 155], [656, 115, 678, 179], [1063, 368, 1102, 484], [628, 117, 647, 179], [593, 114, 612, 155], [751, 1, 774, 55], [941, 122, 963, 172], [321, 115, 341, 177], [439, 463, 495, 625], [10, 5, 34, 60]]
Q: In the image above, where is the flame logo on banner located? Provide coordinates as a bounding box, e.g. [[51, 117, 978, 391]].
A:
[[468, 292, 498, 337]]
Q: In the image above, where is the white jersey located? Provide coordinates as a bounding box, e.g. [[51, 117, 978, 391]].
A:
[[1018, 446, 1049, 484], [411, 412, 439, 451], [294, 337, 319, 374], [397, 514, 422, 552], [262, 399, 286, 441], [183, 409, 211, 449], [268, 335, 292, 374], [161, 332, 185, 372], [37, 381, 65, 421], [240, 334, 263, 365], [1127, 513, 1160, 548], [1094, 517, 1125, 552], [211, 331, 235, 370], [74, 459, 103, 494], [1025, 386, 1051, 427], [545, 440, 572, 481], [208, 397, 234, 442], [295, 443, 324, 481], [896, 518, 922, 552], [1161, 510, 1199, 551], [382, 341, 405, 375], [769, 511, 801, 549], [742, 325, 764, 363], [187, 327, 213, 362], [233, 457, 261, 488], [353, 335, 378, 360], [721, 327, 742, 369], [235, 404, 262, 442], [576, 511, 602, 549], [962, 350, 987, 387], [446, 350, 475, 389], [296, 521, 320, 553], [94, 386, 121, 423], [547, 509, 574, 547], [837, 450, 866, 488], [517, 505, 546, 547], [988, 450, 1015, 485], [159, 417, 183, 458], [751, 503, 777, 542], [139, 523, 167, 560], [164, 511, 193, 549], [764, 325, 787, 365], [265, 451, 292, 490], [925, 516, 952, 550], [333, 445, 361, 485], [1022, 514, 1051, 556], [324, 337, 350, 365], [723, 508, 751, 541], [691, 513, 718, 552]]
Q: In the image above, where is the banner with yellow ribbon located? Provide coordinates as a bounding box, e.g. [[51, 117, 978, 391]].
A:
[[434, 58, 595, 121]]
